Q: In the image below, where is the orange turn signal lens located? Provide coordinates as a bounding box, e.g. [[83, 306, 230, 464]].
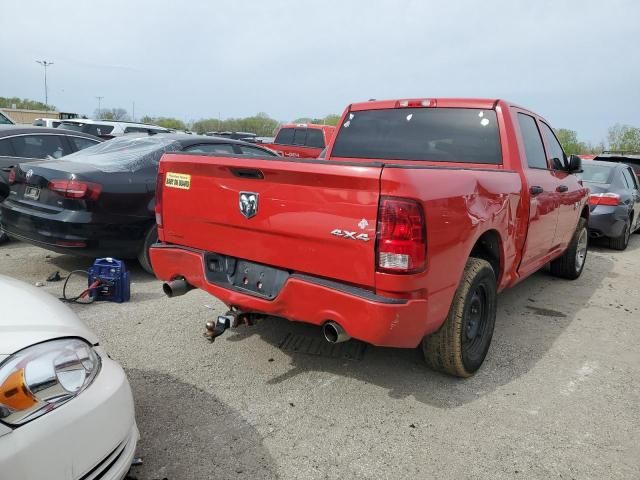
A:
[[0, 369, 38, 411]]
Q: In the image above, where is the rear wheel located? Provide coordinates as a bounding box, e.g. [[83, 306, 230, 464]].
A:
[[609, 220, 630, 251], [422, 257, 497, 378], [550, 218, 588, 279], [138, 225, 158, 274]]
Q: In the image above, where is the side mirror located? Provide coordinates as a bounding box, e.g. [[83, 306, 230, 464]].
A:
[[0, 179, 9, 203], [568, 154, 582, 174]]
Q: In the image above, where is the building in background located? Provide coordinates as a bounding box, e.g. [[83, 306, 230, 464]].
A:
[[0, 108, 79, 125]]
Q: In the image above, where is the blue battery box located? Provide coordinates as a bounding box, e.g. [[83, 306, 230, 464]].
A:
[[88, 258, 130, 303]]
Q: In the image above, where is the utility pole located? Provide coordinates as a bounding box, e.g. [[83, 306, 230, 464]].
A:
[[35, 60, 54, 107], [96, 96, 103, 119]]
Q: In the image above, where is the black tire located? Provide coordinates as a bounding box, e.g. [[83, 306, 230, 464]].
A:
[[609, 220, 630, 251], [0, 226, 8, 246], [422, 257, 497, 378], [137, 225, 158, 275], [550, 218, 588, 279]]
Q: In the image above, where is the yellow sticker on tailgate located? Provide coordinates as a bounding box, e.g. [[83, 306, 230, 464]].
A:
[[165, 172, 191, 190]]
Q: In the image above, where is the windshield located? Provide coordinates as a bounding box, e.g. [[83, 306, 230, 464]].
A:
[[331, 108, 502, 163], [63, 135, 181, 172], [581, 164, 613, 184]]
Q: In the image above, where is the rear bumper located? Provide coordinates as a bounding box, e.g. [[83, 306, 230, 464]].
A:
[[588, 206, 627, 239], [0, 202, 150, 258], [150, 244, 431, 348]]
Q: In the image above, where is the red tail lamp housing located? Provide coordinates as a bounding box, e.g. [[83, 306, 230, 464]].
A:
[[376, 197, 426, 274], [7, 168, 16, 185], [48, 179, 102, 200], [588, 193, 620, 206]]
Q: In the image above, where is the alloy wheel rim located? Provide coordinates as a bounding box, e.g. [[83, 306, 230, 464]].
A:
[[575, 228, 588, 271]]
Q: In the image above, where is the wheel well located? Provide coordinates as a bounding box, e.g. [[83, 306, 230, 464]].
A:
[[469, 230, 502, 280], [581, 206, 589, 221]]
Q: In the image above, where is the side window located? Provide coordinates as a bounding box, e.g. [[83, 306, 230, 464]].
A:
[[10, 135, 70, 159], [184, 143, 235, 154], [0, 138, 15, 156], [69, 136, 100, 151], [517, 113, 548, 169], [540, 122, 566, 169], [124, 126, 148, 134], [292, 129, 307, 146], [306, 129, 325, 148], [238, 145, 276, 157], [622, 168, 638, 189], [274, 128, 294, 145], [0, 113, 13, 125]]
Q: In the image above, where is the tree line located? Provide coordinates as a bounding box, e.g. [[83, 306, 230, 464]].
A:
[[3, 96, 638, 151]]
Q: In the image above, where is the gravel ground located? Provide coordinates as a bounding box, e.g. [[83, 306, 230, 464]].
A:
[[1, 237, 639, 479]]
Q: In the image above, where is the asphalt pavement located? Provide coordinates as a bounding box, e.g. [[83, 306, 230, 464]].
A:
[[1, 237, 639, 479]]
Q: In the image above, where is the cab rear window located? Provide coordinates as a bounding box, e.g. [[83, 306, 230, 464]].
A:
[[274, 128, 294, 145], [332, 108, 502, 164]]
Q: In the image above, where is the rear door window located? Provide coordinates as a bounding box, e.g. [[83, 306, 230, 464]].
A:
[[292, 129, 307, 146], [237, 145, 277, 157], [622, 168, 638, 189], [0, 138, 15, 156], [306, 129, 325, 148], [9, 135, 70, 159], [517, 113, 548, 169], [274, 128, 294, 145], [69, 136, 100, 151], [184, 143, 236, 154]]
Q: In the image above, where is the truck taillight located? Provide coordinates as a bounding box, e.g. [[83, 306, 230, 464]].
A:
[[155, 172, 164, 226], [395, 99, 434, 108], [7, 168, 16, 185], [588, 193, 620, 206], [376, 197, 426, 274], [48, 179, 102, 200]]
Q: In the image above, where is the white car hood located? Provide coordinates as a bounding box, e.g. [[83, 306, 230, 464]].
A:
[[0, 275, 99, 355]]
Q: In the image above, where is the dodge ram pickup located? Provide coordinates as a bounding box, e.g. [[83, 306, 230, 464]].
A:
[[150, 98, 589, 377], [262, 123, 336, 158]]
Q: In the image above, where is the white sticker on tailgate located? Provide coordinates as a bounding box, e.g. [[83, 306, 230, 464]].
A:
[[165, 172, 191, 190]]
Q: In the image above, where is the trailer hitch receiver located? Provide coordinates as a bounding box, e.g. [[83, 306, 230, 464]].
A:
[[204, 312, 238, 342]]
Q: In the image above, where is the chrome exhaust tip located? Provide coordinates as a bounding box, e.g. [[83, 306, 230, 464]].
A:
[[162, 278, 192, 298], [322, 321, 350, 343]]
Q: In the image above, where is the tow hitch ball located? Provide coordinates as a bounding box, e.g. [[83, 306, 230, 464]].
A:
[[204, 312, 238, 342]]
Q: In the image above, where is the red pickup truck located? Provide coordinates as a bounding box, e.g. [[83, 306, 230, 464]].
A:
[[262, 123, 336, 158], [150, 98, 589, 377]]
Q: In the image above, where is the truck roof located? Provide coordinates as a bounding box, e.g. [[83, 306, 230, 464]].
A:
[[349, 98, 508, 111], [278, 123, 335, 132]]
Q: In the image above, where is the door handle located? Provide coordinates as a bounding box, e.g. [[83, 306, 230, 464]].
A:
[[556, 185, 568, 193], [529, 186, 544, 195]]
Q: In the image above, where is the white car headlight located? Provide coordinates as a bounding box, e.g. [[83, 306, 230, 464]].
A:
[[0, 338, 101, 426]]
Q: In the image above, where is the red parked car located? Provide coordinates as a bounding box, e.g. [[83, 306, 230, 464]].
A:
[[150, 98, 589, 377], [263, 123, 336, 158]]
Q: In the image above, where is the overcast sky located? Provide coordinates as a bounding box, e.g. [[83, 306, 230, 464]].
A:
[[1, 0, 638, 142]]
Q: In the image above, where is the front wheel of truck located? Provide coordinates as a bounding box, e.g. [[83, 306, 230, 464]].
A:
[[550, 218, 588, 279], [422, 257, 497, 378]]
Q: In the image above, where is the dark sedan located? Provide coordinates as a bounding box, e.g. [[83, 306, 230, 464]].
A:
[[0, 125, 102, 244], [0, 134, 278, 272], [582, 160, 640, 250]]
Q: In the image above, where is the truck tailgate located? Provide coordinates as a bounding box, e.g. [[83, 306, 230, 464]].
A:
[[158, 155, 382, 287]]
